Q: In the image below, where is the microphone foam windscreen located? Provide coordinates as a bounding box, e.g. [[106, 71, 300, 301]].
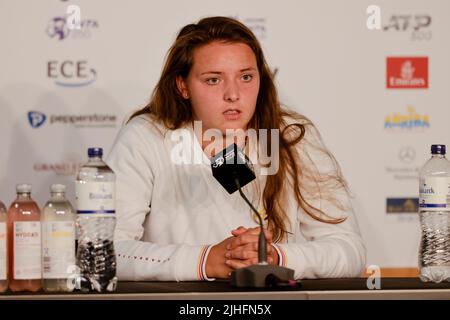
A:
[[210, 143, 256, 194]]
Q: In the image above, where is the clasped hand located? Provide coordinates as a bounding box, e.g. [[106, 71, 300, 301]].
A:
[[205, 226, 279, 279]]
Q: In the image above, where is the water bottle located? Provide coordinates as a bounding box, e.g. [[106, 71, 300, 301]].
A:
[[75, 148, 117, 292], [0, 201, 7, 293], [419, 144, 450, 283], [41, 184, 76, 292]]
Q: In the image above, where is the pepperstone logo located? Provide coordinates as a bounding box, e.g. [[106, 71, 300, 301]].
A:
[[27, 111, 117, 128], [386, 198, 419, 214], [386, 57, 428, 89], [46, 15, 98, 41], [47, 60, 97, 87], [384, 106, 430, 130], [28, 111, 47, 128]]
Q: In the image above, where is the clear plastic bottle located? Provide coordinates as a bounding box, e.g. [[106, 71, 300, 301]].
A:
[[41, 184, 76, 292], [75, 147, 117, 292], [8, 184, 42, 292], [419, 144, 450, 283], [0, 201, 8, 293]]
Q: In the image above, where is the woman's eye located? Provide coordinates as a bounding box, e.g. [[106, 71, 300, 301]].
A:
[[206, 78, 220, 85], [242, 74, 253, 82]]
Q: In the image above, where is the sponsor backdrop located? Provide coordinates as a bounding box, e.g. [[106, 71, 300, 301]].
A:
[[1, 0, 449, 270]]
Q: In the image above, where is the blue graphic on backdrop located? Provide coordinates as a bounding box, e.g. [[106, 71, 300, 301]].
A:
[[28, 111, 47, 128]]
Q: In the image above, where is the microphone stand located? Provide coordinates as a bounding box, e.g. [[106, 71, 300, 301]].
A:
[[231, 175, 296, 288]]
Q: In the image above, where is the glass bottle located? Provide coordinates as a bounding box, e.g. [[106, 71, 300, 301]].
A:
[[42, 184, 76, 292], [8, 184, 42, 292], [0, 201, 7, 293]]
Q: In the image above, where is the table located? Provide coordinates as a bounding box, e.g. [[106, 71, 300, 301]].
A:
[[1, 278, 450, 300]]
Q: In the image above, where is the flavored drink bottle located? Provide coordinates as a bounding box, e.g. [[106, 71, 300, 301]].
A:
[[8, 184, 42, 292], [419, 144, 450, 283], [41, 184, 76, 292], [0, 201, 7, 293], [76, 148, 117, 292]]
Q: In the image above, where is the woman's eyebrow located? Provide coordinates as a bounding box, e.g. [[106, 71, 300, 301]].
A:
[[240, 67, 257, 72], [200, 67, 257, 75], [200, 71, 222, 75]]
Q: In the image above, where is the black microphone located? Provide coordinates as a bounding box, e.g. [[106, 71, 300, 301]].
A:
[[211, 143, 295, 287]]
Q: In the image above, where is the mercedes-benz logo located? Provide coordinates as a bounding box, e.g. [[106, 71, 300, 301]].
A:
[[399, 146, 416, 164]]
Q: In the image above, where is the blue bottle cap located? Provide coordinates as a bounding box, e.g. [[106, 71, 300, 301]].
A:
[[88, 147, 103, 157], [431, 144, 446, 155]]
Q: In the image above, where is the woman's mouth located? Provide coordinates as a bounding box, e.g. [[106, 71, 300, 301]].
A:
[[223, 109, 242, 120]]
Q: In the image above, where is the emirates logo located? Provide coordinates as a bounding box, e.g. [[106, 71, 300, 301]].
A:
[[387, 57, 428, 89]]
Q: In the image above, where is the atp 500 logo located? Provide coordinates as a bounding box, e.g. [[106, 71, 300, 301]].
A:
[[366, 6, 432, 41]]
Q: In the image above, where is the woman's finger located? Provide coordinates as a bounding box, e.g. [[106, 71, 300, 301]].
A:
[[231, 226, 247, 237], [227, 233, 259, 250], [226, 257, 258, 270], [226, 247, 258, 260]]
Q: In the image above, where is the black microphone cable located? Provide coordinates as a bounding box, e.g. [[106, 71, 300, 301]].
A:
[[233, 172, 267, 264]]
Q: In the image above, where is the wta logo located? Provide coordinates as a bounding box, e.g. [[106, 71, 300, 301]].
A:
[[46, 15, 98, 41], [28, 111, 47, 128]]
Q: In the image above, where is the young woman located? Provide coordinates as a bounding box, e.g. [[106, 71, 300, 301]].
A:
[[106, 16, 366, 281]]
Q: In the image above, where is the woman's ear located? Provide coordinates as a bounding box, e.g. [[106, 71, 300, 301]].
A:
[[176, 76, 190, 99]]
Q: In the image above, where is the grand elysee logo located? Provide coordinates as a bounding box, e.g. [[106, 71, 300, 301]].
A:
[[386, 57, 428, 89], [34, 161, 83, 176]]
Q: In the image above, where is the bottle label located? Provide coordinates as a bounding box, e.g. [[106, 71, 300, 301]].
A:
[[75, 181, 115, 217], [14, 221, 42, 280], [0, 223, 6, 280], [42, 221, 76, 279], [419, 177, 450, 211]]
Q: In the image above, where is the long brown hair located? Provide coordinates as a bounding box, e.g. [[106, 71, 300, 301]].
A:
[[130, 16, 348, 242]]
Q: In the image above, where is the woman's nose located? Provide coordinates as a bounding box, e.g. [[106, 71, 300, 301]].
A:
[[223, 80, 240, 102]]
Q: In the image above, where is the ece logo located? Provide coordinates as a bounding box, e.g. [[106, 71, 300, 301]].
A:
[[28, 111, 47, 128], [47, 60, 97, 87]]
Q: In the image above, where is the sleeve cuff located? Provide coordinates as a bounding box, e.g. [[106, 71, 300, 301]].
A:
[[174, 245, 212, 281], [200, 245, 216, 281], [272, 243, 287, 267]]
